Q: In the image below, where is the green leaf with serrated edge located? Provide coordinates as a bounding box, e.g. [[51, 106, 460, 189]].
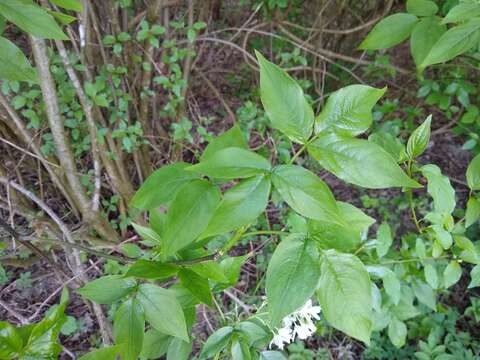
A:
[[266, 234, 320, 326], [231, 337, 252, 360], [140, 329, 171, 359], [442, 2, 480, 24], [0, 37, 37, 82], [412, 281, 436, 310], [0, 322, 22, 359], [376, 223, 393, 258], [410, 18, 446, 68], [443, 261, 462, 289], [315, 85, 386, 136], [187, 147, 271, 179], [421, 18, 480, 67], [178, 269, 213, 306], [77, 276, 136, 304], [466, 197, 480, 228], [199, 326, 234, 359], [200, 175, 271, 239], [50, 0, 83, 11], [78, 345, 124, 360], [125, 260, 178, 280], [113, 298, 144, 360], [131, 223, 162, 245], [136, 284, 188, 341], [256, 51, 313, 143], [167, 337, 191, 360], [359, 13, 418, 50], [467, 153, 480, 190], [468, 265, 480, 288], [388, 318, 407, 348], [0, 0, 67, 39], [424, 264, 439, 289], [317, 250, 372, 345], [130, 162, 199, 210], [406, 0, 438, 16], [272, 165, 343, 225], [421, 164, 455, 214], [162, 180, 220, 257], [407, 115, 432, 158], [308, 201, 375, 252], [308, 132, 420, 189], [201, 125, 248, 161]]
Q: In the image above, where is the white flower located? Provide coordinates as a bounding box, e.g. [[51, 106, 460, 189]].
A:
[[270, 327, 293, 350], [297, 299, 321, 320], [294, 318, 316, 340]]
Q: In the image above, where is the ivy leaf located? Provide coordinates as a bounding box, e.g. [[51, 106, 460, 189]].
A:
[[410, 18, 446, 68], [376, 223, 393, 258], [201, 175, 271, 239], [77, 276, 137, 304], [317, 250, 372, 345], [421, 164, 456, 214], [201, 125, 248, 161], [199, 326, 234, 359], [315, 85, 386, 136], [272, 165, 342, 224], [468, 265, 480, 288], [359, 13, 418, 50], [136, 284, 188, 341], [256, 50, 314, 144], [187, 147, 271, 179], [308, 133, 420, 189], [113, 298, 145, 360], [0, 37, 38, 82], [388, 318, 407, 348], [406, 0, 438, 17], [162, 180, 220, 257], [442, 2, 480, 24], [130, 162, 199, 210], [125, 260, 178, 280], [467, 153, 480, 190], [178, 269, 213, 306], [443, 261, 462, 289], [465, 197, 480, 228], [406, 115, 432, 158], [266, 234, 320, 326]]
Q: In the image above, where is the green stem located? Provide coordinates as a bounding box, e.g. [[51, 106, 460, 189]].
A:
[[380, 255, 450, 265], [241, 230, 287, 238], [406, 158, 423, 233]]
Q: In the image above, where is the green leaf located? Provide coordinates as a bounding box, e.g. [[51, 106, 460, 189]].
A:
[[201, 175, 271, 238], [376, 223, 393, 258], [231, 337, 252, 360], [266, 234, 320, 326], [167, 338, 191, 360], [187, 147, 271, 179], [78, 345, 123, 360], [406, 115, 432, 158], [0, 322, 22, 359], [236, 321, 269, 348], [406, 0, 438, 16], [315, 85, 386, 136], [162, 180, 220, 256], [201, 125, 247, 161], [199, 326, 234, 359], [113, 298, 145, 360], [140, 329, 171, 359], [308, 201, 375, 252], [272, 165, 342, 224], [412, 281, 436, 310], [50, 0, 83, 11], [256, 50, 314, 143], [136, 284, 188, 341], [368, 132, 405, 162], [467, 153, 480, 190], [77, 276, 136, 304], [443, 261, 462, 289], [317, 250, 372, 345], [260, 351, 288, 360], [0, 36, 37, 82], [421, 164, 455, 214], [424, 264, 439, 289], [178, 269, 213, 306], [383, 271, 401, 305], [421, 18, 480, 68], [131, 223, 161, 245], [410, 18, 446, 68], [130, 162, 199, 210], [359, 13, 418, 50], [468, 265, 480, 288], [47, 10, 76, 25], [186, 261, 228, 283], [388, 318, 407, 348], [442, 2, 480, 24], [0, 0, 67, 39], [308, 133, 420, 189], [466, 197, 480, 228], [125, 260, 178, 280]]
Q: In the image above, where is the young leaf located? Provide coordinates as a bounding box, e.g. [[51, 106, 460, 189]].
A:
[[78, 345, 124, 360], [0, 0, 68, 39], [256, 51, 314, 143], [317, 250, 372, 345], [0, 37, 38, 82], [272, 165, 342, 224], [136, 284, 188, 341], [442, 2, 480, 24], [421, 18, 480, 68], [130, 162, 199, 210], [187, 147, 271, 179], [406, 115, 432, 158], [199, 326, 234, 359], [443, 261, 462, 289], [200, 175, 271, 238], [308, 133, 420, 189], [359, 13, 418, 50], [406, 0, 438, 17], [162, 180, 220, 257], [466, 197, 480, 228], [315, 85, 386, 136], [113, 298, 145, 360], [376, 223, 393, 258], [266, 234, 320, 326], [410, 18, 446, 68], [421, 164, 456, 214], [468, 265, 480, 288], [201, 125, 248, 161], [178, 269, 213, 306], [388, 318, 407, 348], [467, 153, 480, 190], [77, 276, 137, 304]]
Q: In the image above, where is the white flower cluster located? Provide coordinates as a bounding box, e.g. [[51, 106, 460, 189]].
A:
[[269, 299, 321, 350]]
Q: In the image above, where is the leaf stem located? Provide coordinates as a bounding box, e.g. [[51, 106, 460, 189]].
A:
[[406, 158, 423, 233]]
